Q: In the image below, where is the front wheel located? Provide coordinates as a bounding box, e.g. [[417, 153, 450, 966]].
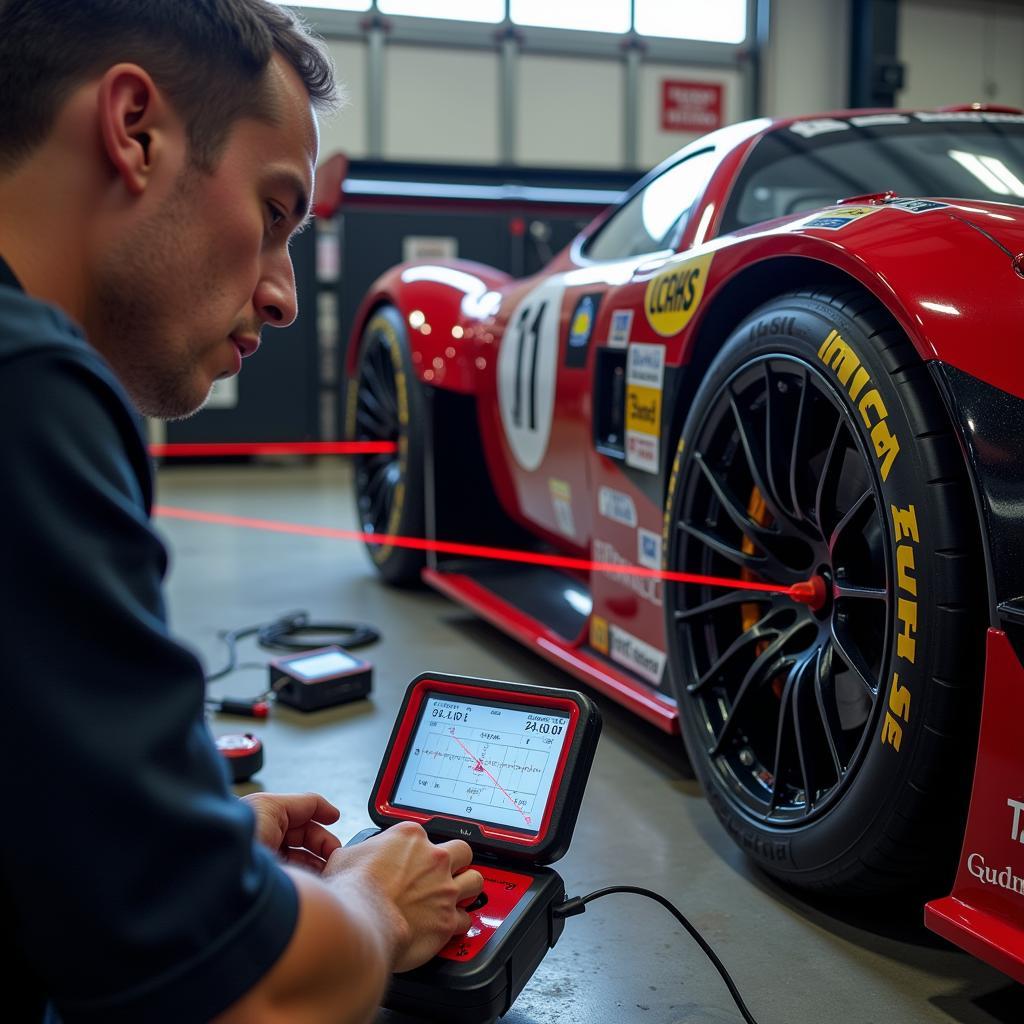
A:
[[664, 287, 982, 895], [349, 306, 426, 585]]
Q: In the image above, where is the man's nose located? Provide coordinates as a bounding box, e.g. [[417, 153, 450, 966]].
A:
[[255, 253, 298, 328]]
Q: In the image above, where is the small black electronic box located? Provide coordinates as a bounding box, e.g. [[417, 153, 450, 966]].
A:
[[270, 644, 372, 711], [348, 671, 601, 1023]]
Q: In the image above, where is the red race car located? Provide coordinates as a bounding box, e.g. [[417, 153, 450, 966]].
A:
[[345, 106, 1024, 982]]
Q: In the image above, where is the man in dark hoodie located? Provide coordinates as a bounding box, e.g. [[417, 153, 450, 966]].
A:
[[0, 3, 482, 1021]]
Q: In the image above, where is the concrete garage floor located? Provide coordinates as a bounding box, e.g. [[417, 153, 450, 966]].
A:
[[156, 459, 1022, 1024]]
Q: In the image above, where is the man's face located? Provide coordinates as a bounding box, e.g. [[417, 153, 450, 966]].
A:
[[89, 56, 318, 420]]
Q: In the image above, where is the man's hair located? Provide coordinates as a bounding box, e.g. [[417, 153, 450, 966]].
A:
[[0, 0, 338, 172]]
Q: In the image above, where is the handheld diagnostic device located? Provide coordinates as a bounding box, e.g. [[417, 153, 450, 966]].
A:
[[270, 644, 372, 711], [348, 672, 601, 1023]]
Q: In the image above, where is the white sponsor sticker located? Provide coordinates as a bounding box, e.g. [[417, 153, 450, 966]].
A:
[[626, 434, 659, 474], [637, 528, 662, 570], [608, 308, 633, 348], [549, 478, 575, 539], [498, 277, 566, 471], [625, 343, 665, 475], [598, 486, 637, 527], [626, 343, 666, 390], [790, 118, 850, 138], [609, 624, 666, 685]]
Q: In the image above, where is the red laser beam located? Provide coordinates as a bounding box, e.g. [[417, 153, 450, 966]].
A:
[[447, 729, 532, 826], [149, 441, 397, 458], [154, 504, 822, 601]]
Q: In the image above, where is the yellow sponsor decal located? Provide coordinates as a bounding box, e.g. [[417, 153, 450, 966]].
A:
[[817, 329, 900, 480], [644, 253, 713, 337], [548, 478, 571, 502], [625, 384, 662, 436], [881, 503, 920, 751], [590, 615, 610, 655]]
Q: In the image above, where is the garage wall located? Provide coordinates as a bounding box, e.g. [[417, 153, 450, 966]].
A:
[[896, 0, 1024, 109], [315, 0, 1024, 173], [515, 54, 624, 168], [385, 45, 500, 162], [320, 39, 368, 158], [760, 0, 851, 117]]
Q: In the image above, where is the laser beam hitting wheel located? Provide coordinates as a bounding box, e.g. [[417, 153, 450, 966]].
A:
[[663, 288, 983, 894], [350, 306, 426, 585]]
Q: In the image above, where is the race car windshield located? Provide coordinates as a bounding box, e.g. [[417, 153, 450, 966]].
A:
[[721, 113, 1024, 234]]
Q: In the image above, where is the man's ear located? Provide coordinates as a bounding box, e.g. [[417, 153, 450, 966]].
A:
[[96, 63, 178, 196]]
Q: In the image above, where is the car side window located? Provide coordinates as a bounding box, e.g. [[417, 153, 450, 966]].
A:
[[583, 149, 716, 261]]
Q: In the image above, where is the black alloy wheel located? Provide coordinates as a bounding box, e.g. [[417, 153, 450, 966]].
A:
[[673, 353, 889, 826], [665, 287, 982, 894], [350, 306, 426, 585]]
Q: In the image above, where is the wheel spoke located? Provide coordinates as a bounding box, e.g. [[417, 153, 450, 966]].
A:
[[813, 414, 846, 534], [728, 388, 794, 529], [790, 655, 819, 810], [833, 581, 887, 602], [709, 623, 805, 755], [363, 345, 399, 420], [673, 588, 772, 623], [787, 365, 810, 521], [768, 665, 800, 813], [356, 404, 393, 440], [763, 362, 798, 522], [828, 486, 875, 555], [686, 606, 790, 694], [693, 452, 780, 547], [830, 620, 879, 697], [677, 520, 791, 580], [813, 643, 845, 780]]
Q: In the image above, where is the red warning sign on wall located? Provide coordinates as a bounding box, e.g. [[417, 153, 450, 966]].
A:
[[661, 80, 723, 133]]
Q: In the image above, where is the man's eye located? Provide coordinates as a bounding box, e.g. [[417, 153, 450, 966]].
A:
[[267, 203, 286, 229]]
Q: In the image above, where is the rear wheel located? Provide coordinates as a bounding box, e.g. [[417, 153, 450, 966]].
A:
[[664, 287, 982, 894], [349, 306, 426, 585]]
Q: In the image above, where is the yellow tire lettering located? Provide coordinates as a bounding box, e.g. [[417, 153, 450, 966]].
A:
[[817, 329, 900, 479]]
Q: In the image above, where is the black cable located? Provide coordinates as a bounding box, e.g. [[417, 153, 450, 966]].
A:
[[553, 886, 761, 1024], [203, 609, 381, 711]]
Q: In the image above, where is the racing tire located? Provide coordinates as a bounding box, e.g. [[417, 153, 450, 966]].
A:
[[663, 287, 982, 895], [349, 305, 426, 585]]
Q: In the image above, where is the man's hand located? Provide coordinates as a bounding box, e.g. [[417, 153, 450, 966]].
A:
[[242, 792, 342, 873], [326, 821, 484, 972]]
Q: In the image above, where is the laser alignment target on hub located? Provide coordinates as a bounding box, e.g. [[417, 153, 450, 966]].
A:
[[392, 696, 571, 833]]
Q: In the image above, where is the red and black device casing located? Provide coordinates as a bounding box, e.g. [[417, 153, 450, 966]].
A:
[[353, 672, 602, 1023]]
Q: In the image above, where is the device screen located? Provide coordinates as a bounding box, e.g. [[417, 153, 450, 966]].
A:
[[391, 695, 572, 834], [285, 650, 360, 680]]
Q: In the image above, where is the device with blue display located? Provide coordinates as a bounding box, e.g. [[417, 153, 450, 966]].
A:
[[347, 671, 601, 1023]]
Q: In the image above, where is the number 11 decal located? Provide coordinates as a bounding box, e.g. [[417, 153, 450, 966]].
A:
[[498, 278, 565, 471]]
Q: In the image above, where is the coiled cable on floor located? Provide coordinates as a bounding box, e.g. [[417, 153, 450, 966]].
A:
[[204, 609, 380, 704], [553, 885, 761, 1024]]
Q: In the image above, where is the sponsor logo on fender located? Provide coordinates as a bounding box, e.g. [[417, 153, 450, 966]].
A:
[[589, 615, 610, 655], [608, 308, 633, 348], [818, 329, 900, 480], [593, 539, 662, 607], [967, 853, 1024, 897], [881, 503, 920, 752], [643, 254, 713, 337], [637, 528, 662, 570], [598, 486, 638, 527], [609, 624, 666, 685], [548, 478, 575, 539], [1009, 798, 1024, 842], [625, 343, 665, 474]]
